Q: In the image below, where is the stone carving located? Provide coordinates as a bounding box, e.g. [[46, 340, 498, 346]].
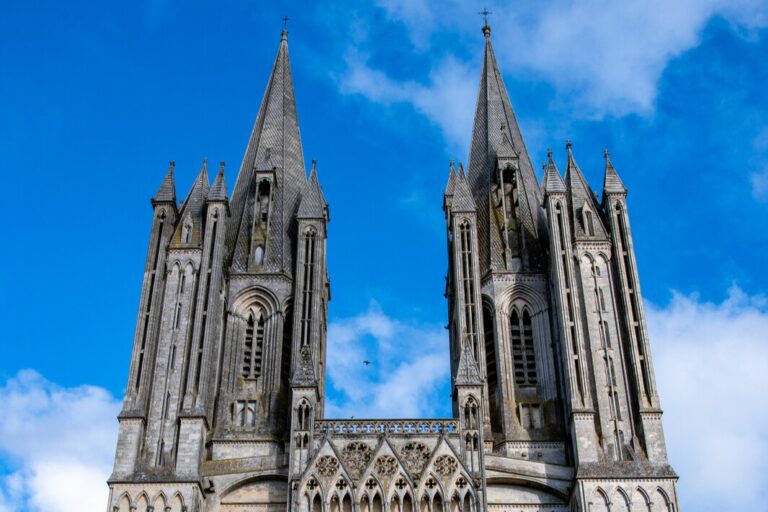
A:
[[340, 442, 372, 478], [434, 455, 458, 476], [316, 456, 339, 477], [374, 455, 398, 477], [400, 442, 431, 475]]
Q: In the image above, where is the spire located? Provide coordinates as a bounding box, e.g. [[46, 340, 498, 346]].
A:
[[444, 160, 457, 197], [455, 338, 483, 386], [227, 30, 307, 272], [208, 161, 228, 202], [543, 149, 566, 194], [152, 161, 177, 206], [466, 27, 543, 272], [172, 159, 210, 246], [452, 167, 477, 213], [564, 142, 607, 239], [602, 149, 627, 194], [297, 160, 327, 219]]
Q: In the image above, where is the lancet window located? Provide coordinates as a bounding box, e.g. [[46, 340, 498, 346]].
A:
[[458, 221, 478, 358], [510, 309, 537, 386], [300, 228, 317, 348], [242, 312, 265, 378]]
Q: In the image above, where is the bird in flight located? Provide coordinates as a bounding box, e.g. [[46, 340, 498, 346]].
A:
[[363, 360, 371, 366]]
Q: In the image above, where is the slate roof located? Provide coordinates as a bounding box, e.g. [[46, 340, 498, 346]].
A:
[[171, 160, 210, 247], [452, 167, 477, 213], [542, 151, 566, 194], [455, 339, 483, 386]]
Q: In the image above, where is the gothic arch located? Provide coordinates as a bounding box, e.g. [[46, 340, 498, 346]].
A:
[[134, 492, 149, 512], [633, 487, 652, 512], [218, 472, 290, 498], [589, 487, 610, 512], [231, 285, 281, 319], [116, 492, 131, 512], [613, 487, 630, 512], [495, 282, 548, 317], [152, 491, 167, 511], [655, 487, 673, 512], [169, 492, 184, 512]]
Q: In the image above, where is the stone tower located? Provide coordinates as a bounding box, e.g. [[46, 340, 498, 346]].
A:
[[108, 24, 679, 512]]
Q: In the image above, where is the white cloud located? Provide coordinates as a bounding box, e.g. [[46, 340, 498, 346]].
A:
[[647, 287, 768, 511], [341, 51, 475, 151], [750, 167, 768, 201], [0, 371, 121, 512], [342, 0, 768, 139], [326, 302, 451, 418]]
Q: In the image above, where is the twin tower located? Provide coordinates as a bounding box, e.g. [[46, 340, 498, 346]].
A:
[[107, 26, 680, 512]]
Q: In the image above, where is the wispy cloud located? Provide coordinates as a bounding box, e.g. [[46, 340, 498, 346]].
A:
[[337, 0, 768, 143], [647, 286, 768, 511], [0, 371, 120, 512], [326, 302, 451, 418]]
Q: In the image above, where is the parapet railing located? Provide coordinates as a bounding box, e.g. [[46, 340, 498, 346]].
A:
[[315, 419, 459, 435]]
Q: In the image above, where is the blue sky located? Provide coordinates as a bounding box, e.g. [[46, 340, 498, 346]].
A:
[[1, 1, 767, 511]]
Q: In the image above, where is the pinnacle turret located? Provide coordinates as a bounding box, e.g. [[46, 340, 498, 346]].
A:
[[602, 149, 627, 194], [297, 160, 327, 219], [208, 162, 228, 203], [152, 161, 177, 206], [564, 142, 608, 239], [543, 148, 566, 194], [452, 165, 477, 213], [455, 338, 483, 386]]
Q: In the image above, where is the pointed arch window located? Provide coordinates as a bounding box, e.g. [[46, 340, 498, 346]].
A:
[[458, 220, 478, 358], [300, 228, 317, 348], [585, 209, 595, 236], [510, 309, 537, 386], [242, 312, 265, 378]]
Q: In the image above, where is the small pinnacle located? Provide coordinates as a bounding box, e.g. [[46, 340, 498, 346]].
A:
[[458, 162, 465, 176], [311, 159, 317, 172], [449, 160, 455, 172], [169, 160, 175, 170], [604, 149, 610, 160], [219, 161, 225, 170], [566, 139, 572, 150], [547, 148, 553, 159]]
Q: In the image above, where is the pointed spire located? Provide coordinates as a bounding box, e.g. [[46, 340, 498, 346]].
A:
[[455, 338, 483, 386], [452, 166, 477, 213], [444, 160, 457, 197], [543, 149, 566, 194], [297, 160, 327, 219], [466, 26, 543, 272], [208, 161, 228, 202], [227, 29, 307, 272], [602, 149, 627, 194], [564, 142, 608, 239], [292, 345, 317, 386], [152, 161, 177, 206]]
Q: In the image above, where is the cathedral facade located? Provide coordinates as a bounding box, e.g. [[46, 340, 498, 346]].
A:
[[107, 25, 680, 512]]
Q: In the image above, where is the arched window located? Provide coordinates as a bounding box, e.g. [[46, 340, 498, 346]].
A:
[[510, 309, 537, 386], [482, 303, 497, 395], [464, 399, 478, 430], [599, 288, 607, 311], [254, 244, 265, 265], [297, 400, 312, 431], [242, 313, 265, 378]]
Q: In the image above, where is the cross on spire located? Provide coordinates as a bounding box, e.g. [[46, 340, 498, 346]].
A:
[[479, 7, 492, 36], [282, 16, 289, 28]]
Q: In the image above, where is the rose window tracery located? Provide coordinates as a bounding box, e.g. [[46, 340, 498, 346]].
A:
[[374, 455, 398, 477], [340, 442, 372, 478], [400, 442, 431, 475], [316, 456, 340, 476], [434, 455, 458, 476]]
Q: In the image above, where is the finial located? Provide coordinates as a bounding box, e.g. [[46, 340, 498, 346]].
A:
[[479, 8, 492, 36], [219, 161, 225, 171], [311, 159, 317, 173], [203, 157, 208, 168], [547, 148, 553, 160], [449, 160, 455, 173], [566, 139, 572, 150], [169, 160, 175, 171], [604, 149, 610, 160], [281, 16, 289, 40], [458, 162, 465, 176]]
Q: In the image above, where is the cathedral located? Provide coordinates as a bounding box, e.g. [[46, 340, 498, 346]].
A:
[[107, 24, 680, 512]]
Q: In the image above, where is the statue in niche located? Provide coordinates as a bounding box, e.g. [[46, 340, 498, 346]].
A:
[[492, 163, 523, 263]]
